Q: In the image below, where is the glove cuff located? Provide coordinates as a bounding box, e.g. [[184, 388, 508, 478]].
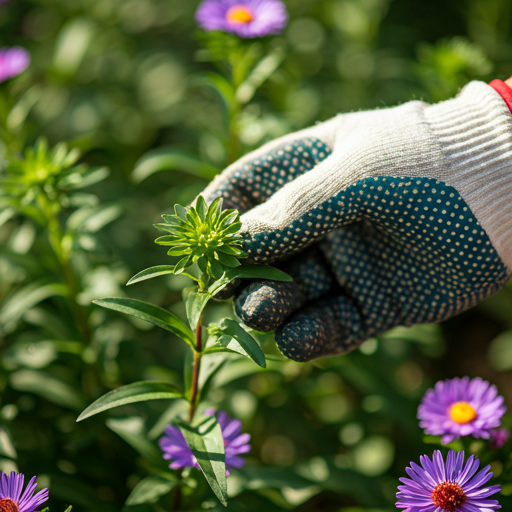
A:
[[424, 81, 512, 271]]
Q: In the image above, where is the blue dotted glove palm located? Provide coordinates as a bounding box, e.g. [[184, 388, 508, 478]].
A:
[[202, 82, 512, 361]]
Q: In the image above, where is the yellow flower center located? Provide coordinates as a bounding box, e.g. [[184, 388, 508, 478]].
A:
[[449, 401, 477, 424], [226, 5, 254, 24]]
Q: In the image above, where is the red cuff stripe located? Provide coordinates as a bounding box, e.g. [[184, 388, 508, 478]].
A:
[[490, 79, 512, 114]]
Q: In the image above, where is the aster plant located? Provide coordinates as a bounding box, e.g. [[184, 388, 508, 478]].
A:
[[78, 196, 291, 507], [0, 139, 113, 345], [196, 0, 288, 39], [192, 0, 288, 163], [418, 377, 506, 445], [0, 472, 48, 512], [397, 450, 501, 512]]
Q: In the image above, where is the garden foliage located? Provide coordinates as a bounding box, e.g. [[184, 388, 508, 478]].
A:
[[1, 0, 512, 511]]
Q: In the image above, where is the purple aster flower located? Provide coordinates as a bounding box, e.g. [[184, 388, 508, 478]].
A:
[[159, 425, 198, 471], [418, 377, 506, 445], [195, 0, 288, 38], [397, 450, 501, 512], [0, 472, 49, 512], [209, 409, 251, 474], [0, 47, 30, 83], [489, 428, 510, 450], [159, 409, 251, 475]]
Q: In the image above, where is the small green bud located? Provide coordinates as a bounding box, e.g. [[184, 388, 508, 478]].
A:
[[155, 196, 246, 279]]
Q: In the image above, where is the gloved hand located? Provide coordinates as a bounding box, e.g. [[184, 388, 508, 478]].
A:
[[201, 80, 512, 362]]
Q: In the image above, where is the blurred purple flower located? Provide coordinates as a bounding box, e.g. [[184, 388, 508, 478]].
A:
[[489, 428, 510, 450], [0, 47, 30, 83], [396, 450, 501, 511], [418, 377, 506, 444], [208, 409, 251, 474], [159, 410, 250, 474], [159, 425, 198, 471], [195, 0, 288, 38], [0, 472, 49, 512]]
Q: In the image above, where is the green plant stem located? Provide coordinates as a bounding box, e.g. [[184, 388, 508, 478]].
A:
[[173, 318, 203, 510], [45, 204, 97, 399], [189, 318, 203, 422], [47, 215, 92, 345], [226, 55, 244, 164]]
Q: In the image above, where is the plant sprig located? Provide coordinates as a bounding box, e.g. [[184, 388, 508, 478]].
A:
[[83, 196, 292, 508], [155, 196, 246, 289]]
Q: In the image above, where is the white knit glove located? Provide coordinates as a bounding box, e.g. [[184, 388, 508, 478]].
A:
[[202, 81, 512, 361]]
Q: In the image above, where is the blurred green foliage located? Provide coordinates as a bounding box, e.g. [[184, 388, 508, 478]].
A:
[[2, 0, 512, 511]]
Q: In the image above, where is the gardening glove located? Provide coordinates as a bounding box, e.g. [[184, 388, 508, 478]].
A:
[[201, 80, 512, 362]]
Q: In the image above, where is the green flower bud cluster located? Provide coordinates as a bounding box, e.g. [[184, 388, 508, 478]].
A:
[[0, 138, 109, 219], [155, 196, 246, 279]]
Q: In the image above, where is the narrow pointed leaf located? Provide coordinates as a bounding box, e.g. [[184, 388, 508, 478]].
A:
[[177, 415, 227, 506], [185, 287, 210, 330], [215, 252, 240, 267], [174, 255, 192, 274], [77, 381, 184, 421], [215, 244, 244, 256], [207, 197, 223, 223], [127, 265, 177, 285], [209, 265, 292, 296], [93, 298, 196, 349], [168, 247, 192, 257], [125, 475, 177, 506], [175, 204, 188, 221], [217, 318, 266, 368], [196, 195, 207, 221]]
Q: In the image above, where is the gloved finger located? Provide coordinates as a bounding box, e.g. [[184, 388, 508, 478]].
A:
[[201, 137, 333, 214], [275, 294, 368, 362], [239, 148, 365, 265], [233, 247, 336, 332]]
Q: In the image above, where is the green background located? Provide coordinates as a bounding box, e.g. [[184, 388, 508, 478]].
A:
[[1, 0, 512, 510]]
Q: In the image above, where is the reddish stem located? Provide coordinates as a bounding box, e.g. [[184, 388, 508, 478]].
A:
[[188, 319, 203, 423]]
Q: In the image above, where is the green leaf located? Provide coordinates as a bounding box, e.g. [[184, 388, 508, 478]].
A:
[[77, 381, 184, 422], [66, 204, 122, 233], [93, 298, 196, 349], [208, 259, 224, 279], [174, 255, 192, 274], [127, 265, 177, 286], [198, 355, 227, 402], [125, 475, 177, 506], [215, 318, 266, 368], [215, 244, 243, 256], [58, 166, 109, 190], [9, 370, 85, 410], [207, 197, 223, 223], [175, 204, 189, 221], [185, 287, 210, 330], [168, 246, 192, 257], [0, 280, 67, 334], [236, 48, 286, 104], [209, 265, 292, 296], [106, 417, 163, 467], [196, 195, 207, 221], [131, 148, 218, 183], [177, 415, 227, 506], [215, 252, 240, 267], [0, 426, 17, 460]]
